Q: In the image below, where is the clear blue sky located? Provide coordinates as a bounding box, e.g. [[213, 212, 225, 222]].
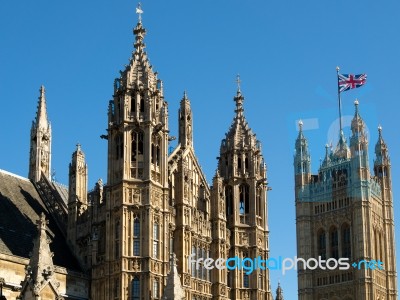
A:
[[1, 1, 400, 298]]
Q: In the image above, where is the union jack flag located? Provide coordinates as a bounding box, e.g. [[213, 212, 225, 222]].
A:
[[338, 73, 367, 92]]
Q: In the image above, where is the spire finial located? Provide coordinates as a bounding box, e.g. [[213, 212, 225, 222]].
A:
[[236, 74, 241, 92], [378, 124, 382, 136], [298, 119, 303, 131], [183, 90, 188, 100], [136, 2, 143, 23], [76, 142, 81, 151]]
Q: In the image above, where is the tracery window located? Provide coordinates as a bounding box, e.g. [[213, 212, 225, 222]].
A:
[[341, 224, 351, 259], [153, 222, 160, 258], [132, 277, 140, 300], [317, 229, 326, 260], [330, 226, 338, 259], [239, 184, 250, 215], [133, 218, 140, 256], [131, 131, 144, 178], [225, 185, 233, 216]]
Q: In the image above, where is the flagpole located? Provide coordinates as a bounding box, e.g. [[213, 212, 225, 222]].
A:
[[336, 66, 343, 133]]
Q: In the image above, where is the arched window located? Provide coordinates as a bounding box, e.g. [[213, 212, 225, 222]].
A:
[[131, 94, 136, 113], [239, 184, 250, 215], [133, 219, 140, 256], [115, 135, 123, 159], [132, 277, 140, 300], [317, 229, 326, 260], [153, 278, 159, 299], [245, 156, 249, 170], [131, 131, 144, 178], [225, 186, 233, 216], [140, 93, 145, 113], [151, 136, 161, 167], [341, 224, 351, 259], [191, 246, 196, 277], [238, 157, 242, 171], [115, 220, 120, 259], [374, 229, 379, 261], [256, 187, 262, 217], [153, 223, 160, 258], [380, 233, 384, 263], [244, 274, 249, 288], [330, 226, 338, 259]]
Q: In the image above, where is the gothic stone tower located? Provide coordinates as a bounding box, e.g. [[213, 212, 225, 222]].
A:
[[67, 143, 89, 266], [29, 85, 51, 182], [215, 87, 273, 300], [90, 16, 171, 300], [295, 100, 397, 300]]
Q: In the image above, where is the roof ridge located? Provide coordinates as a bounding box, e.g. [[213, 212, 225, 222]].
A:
[[0, 169, 30, 182]]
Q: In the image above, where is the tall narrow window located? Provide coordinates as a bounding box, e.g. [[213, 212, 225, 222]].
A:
[[115, 220, 120, 259], [153, 279, 159, 299], [317, 229, 326, 260], [131, 95, 136, 113], [245, 156, 249, 170], [115, 135, 123, 159], [132, 277, 140, 300], [153, 223, 160, 258], [191, 246, 196, 277], [114, 278, 119, 299], [375, 229, 379, 262], [243, 274, 249, 288], [238, 157, 242, 170], [131, 131, 144, 178], [151, 137, 161, 167], [140, 93, 145, 113], [330, 227, 338, 259], [341, 224, 351, 259], [225, 185, 233, 216], [133, 219, 140, 256], [256, 187, 262, 217], [239, 184, 250, 215]]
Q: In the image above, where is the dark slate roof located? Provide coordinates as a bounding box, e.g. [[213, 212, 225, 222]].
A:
[[0, 170, 82, 272]]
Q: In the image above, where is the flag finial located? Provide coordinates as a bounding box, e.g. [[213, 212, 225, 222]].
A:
[[136, 2, 143, 23]]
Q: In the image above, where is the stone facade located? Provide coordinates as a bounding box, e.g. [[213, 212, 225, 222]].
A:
[[63, 14, 273, 300], [294, 101, 398, 299], [0, 10, 274, 300]]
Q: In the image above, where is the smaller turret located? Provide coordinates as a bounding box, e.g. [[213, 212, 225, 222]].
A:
[[178, 91, 193, 148], [374, 125, 390, 178], [28, 86, 52, 182], [294, 120, 311, 187], [275, 282, 284, 300]]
